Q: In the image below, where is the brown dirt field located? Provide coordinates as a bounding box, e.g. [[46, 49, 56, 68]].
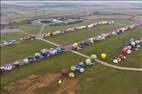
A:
[[4, 73, 80, 94], [4, 73, 60, 94], [52, 78, 80, 94]]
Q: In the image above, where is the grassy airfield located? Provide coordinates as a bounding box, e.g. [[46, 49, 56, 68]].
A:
[[1, 19, 142, 94]]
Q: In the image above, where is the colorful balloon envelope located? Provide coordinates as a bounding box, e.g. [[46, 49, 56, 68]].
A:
[[101, 53, 107, 59], [40, 52, 50, 57], [1, 64, 13, 71], [72, 43, 78, 48], [55, 47, 62, 53]]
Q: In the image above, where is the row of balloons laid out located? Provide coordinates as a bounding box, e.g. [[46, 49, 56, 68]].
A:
[[0, 20, 114, 47], [41, 20, 114, 38], [70, 54, 97, 73], [113, 38, 142, 63], [1, 23, 141, 73], [59, 53, 106, 79], [71, 23, 142, 50], [68, 38, 142, 74], [0, 35, 36, 47], [0, 47, 64, 72]]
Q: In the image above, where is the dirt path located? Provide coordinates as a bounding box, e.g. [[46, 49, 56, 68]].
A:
[[37, 36, 142, 72], [38, 24, 46, 36], [54, 79, 79, 94]]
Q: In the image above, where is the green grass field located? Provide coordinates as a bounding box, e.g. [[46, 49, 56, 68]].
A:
[[43, 20, 97, 33], [1, 52, 85, 86], [47, 23, 122, 45], [42, 63, 141, 94], [114, 19, 134, 25], [18, 23, 42, 34], [1, 32, 25, 41], [17, 20, 95, 35], [78, 64, 141, 94], [79, 27, 142, 68], [1, 19, 142, 94], [1, 40, 54, 64]]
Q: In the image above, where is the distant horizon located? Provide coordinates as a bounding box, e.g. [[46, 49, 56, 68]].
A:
[[1, 0, 142, 2], [1, 0, 142, 3]]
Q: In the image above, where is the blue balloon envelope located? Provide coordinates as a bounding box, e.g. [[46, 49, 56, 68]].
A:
[[75, 64, 82, 70], [78, 62, 85, 67], [79, 41, 85, 45], [35, 55, 41, 60], [40, 52, 50, 57], [135, 45, 140, 48], [125, 40, 131, 46], [55, 47, 62, 53], [28, 56, 36, 62]]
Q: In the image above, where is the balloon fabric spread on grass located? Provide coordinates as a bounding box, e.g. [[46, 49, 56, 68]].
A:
[[41, 20, 114, 38], [0, 47, 64, 72], [113, 38, 142, 63], [0, 35, 36, 47], [71, 23, 142, 50], [0, 22, 141, 73]]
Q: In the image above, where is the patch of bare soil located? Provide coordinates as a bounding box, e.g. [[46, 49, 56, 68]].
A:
[[4, 73, 60, 94], [53, 78, 80, 94]]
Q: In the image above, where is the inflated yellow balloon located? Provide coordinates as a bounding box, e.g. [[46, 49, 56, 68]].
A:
[[47, 33, 51, 37], [101, 53, 107, 59], [72, 43, 78, 48]]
